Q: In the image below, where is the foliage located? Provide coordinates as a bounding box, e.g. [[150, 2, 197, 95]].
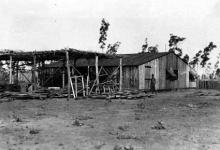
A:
[[189, 50, 202, 68], [0, 61, 9, 83], [99, 18, 110, 52], [216, 68, 220, 78], [106, 42, 121, 55], [214, 53, 220, 70], [168, 34, 186, 57], [141, 38, 148, 53], [182, 54, 189, 63], [200, 42, 217, 67], [214, 53, 220, 78], [148, 44, 159, 53]]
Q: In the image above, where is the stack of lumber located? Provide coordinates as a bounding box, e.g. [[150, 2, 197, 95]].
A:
[[89, 90, 155, 100], [0, 92, 47, 100]]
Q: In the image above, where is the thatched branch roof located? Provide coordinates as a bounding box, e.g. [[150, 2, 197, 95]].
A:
[[0, 48, 116, 61]]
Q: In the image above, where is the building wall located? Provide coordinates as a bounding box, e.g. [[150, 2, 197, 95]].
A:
[[138, 59, 160, 90], [138, 53, 189, 90], [123, 66, 139, 89]]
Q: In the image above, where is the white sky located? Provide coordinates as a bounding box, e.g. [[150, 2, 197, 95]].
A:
[[0, 0, 220, 62]]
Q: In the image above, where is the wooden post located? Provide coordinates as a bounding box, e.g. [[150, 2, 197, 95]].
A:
[[62, 60, 65, 89], [95, 56, 99, 91], [9, 55, 12, 84], [66, 51, 71, 100], [119, 58, 123, 92], [66, 51, 75, 100], [86, 66, 89, 95], [75, 76, 77, 97], [82, 76, 85, 97], [32, 54, 37, 91], [41, 60, 45, 87], [16, 61, 19, 84]]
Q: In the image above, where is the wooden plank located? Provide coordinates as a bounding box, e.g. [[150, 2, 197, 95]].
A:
[[19, 71, 32, 83], [66, 51, 75, 100], [86, 75, 89, 95], [33, 54, 37, 91], [95, 56, 99, 86], [138, 64, 145, 89], [9, 55, 12, 84], [75, 76, 78, 97], [82, 77, 85, 96], [119, 58, 123, 91], [155, 59, 160, 90], [62, 60, 65, 88]]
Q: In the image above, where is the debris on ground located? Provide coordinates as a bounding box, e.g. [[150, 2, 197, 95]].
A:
[[89, 89, 156, 100], [72, 119, 84, 126], [108, 131, 118, 135], [178, 102, 213, 109], [118, 125, 129, 132], [11, 113, 22, 122], [76, 115, 94, 121], [87, 124, 94, 128], [151, 121, 166, 130], [94, 142, 106, 149], [197, 102, 213, 108], [29, 129, 40, 134], [134, 112, 141, 120], [116, 133, 140, 140], [124, 145, 134, 150], [135, 116, 141, 120], [114, 145, 123, 150], [137, 103, 145, 109], [35, 112, 47, 117]]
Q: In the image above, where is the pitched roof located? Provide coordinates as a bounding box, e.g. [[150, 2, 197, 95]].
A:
[[46, 52, 170, 67]]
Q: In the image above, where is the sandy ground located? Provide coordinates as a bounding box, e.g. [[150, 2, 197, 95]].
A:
[[1, 89, 220, 150]]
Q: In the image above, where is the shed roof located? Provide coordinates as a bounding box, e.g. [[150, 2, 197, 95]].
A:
[[46, 52, 170, 68]]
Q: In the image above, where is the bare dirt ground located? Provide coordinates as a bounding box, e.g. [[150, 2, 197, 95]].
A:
[[1, 89, 220, 150]]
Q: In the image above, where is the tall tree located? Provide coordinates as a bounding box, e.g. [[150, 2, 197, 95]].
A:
[[214, 53, 220, 70], [200, 42, 217, 67], [148, 44, 159, 53], [189, 50, 202, 68], [106, 41, 121, 55], [99, 18, 110, 52], [216, 68, 220, 79], [168, 34, 186, 57], [141, 38, 148, 53], [182, 54, 189, 63]]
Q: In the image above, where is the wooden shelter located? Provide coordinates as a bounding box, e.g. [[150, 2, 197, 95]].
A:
[[46, 51, 191, 91], [0, 48, 119, 99]]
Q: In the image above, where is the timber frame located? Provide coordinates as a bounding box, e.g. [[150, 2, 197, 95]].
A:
[[0, 48, 123, 100]]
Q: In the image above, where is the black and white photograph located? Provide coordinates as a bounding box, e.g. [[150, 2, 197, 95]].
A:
[[0, 0, 220, 149]]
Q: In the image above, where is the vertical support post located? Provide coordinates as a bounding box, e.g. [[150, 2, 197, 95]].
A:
[[82, 76, 85, 97], [66, 51, 71, 100], [75, 76, 77, 97], [62, 60, 65, 89], [119, 58, 123, 92], [41, 60, 45, 86], [66, 51, 75, 100], [32, 54, 37, 91], [16, 61, 19, 84], [86, 66, 89, 95], [9, 55, 12, 84], [95, 56, 99, 90]]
